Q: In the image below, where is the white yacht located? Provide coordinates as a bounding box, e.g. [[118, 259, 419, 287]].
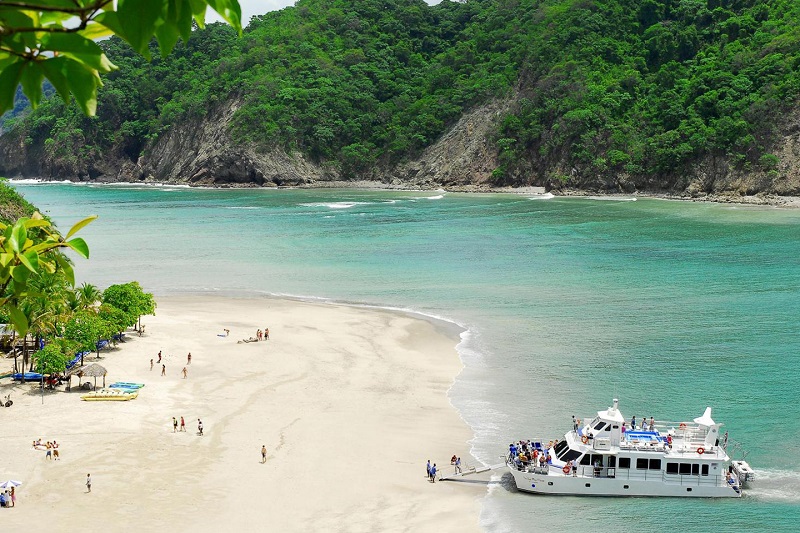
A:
[[506, 399, 755, 497]]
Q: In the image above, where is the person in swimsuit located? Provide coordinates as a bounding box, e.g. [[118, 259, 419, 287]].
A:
[[261, 445, 267, 463], [161, 364, 166, 376], [180, 416, 186, 431], [173, 417, 178, 432]]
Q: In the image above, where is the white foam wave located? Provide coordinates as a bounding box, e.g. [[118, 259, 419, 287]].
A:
[[299, 201, 373, 209], [744, 468, 800, 502], [588, 196, 637, 201], [224, 206, 261, 210], [411, 194, 445, 201], [527, 193, 554, 200]]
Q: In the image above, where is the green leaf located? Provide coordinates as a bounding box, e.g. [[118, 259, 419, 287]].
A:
[[66, 237, 90, 259], [19, 61, 44, 109], [0, 60, 25, 115], [65, 215, 97, 239], [6, 303, 28, 337], [39, 56, 71, 103], [175, 0, 196, 41], [94, 11, 126, 39], [42, 33, 116, 73], [18, 249, 39, 272], [9, 222, 26, 253], [63, 59, 102, 116], [187, 0, 208, 27], [54, 254, 75, 286], [205, 0, 242, 33], [78, 22, 115, 41], [117, 0, 168, 57]]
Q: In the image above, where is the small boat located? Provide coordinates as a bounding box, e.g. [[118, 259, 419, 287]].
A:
[[506, 399, 754, 498], [81, 389, 139, 401], [12, 372, 43, 382]]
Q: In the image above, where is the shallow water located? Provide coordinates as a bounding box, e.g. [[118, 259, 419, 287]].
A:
[[12, 181, 800, 531]]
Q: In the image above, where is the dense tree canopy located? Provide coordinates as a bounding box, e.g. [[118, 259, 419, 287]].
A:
[[3, 0, 800, 185]]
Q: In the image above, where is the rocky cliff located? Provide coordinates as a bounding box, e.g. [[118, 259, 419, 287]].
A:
[[3, 92, 800, 199]]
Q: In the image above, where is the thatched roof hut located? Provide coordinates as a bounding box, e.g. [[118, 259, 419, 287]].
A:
[[66, 362, 107, 391]]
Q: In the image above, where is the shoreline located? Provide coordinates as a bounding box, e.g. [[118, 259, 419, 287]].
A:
[[9, 177, 800, 208], [0, 295, 484, 532]]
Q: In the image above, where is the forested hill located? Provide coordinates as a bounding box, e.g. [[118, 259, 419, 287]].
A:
[[1, 0, 800, 196]]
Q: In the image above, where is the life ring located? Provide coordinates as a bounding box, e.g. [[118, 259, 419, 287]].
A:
[[697, 447, 705, 455], [562, 465, 571, 474], [679, 423, 687, 430], [581, 436, 589, 444]]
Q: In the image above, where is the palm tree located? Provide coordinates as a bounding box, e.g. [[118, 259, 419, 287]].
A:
[[75, 283, 102, 311]]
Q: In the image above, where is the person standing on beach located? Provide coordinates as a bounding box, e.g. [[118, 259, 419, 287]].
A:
[[157, 350, 162, 363], [173, 417, 178, 433], [180, 416, 186, 432], [53, 441, 60, 460], [426, 460, 431, 479], [261, 445, 267, 463], [150, 358, 154, 371], [86, 474, 91, 493], [455, 457, 462, 474], [198, 419, 204, 436], [265, 327, 269, 340], [161, 364, 166, 376], [9, 486, 15, 507], [430, 464, 437, 483], [187, 352, 192, 365], [182, 367, 188, 379]]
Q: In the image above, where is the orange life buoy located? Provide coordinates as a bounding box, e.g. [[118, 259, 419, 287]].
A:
[[562, 465, 571, 474], [697, 447, 705, 455], [581, 435, 589, 444], [679, 423, 687, 430]]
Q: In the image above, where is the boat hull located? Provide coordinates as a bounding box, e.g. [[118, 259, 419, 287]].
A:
[[509, 468, 741, 498]]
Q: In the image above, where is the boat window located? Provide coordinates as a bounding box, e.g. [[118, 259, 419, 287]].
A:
[[591, 454, 603, 466], [580, 454, 591, 465], [636, 458, 648, 470], [619, 457, 631, 469], [691, 464, 700, 475], [649, 459, 661, 470], [679, 463, 692, 475], [554, 440, 569, 457], [560, 449, 582, 462], [701, 464, 709, 476], [608, 456, 616, 468], [666, 463, 679, 474], [593, 421, 607, 431], [605, 425, 611, 432]]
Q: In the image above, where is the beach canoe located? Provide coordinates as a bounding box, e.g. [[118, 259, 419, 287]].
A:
[[108, 382, 145, 389]]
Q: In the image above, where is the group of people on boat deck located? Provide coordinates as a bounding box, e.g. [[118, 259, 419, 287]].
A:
[[509, 440, 552, 470], [628, 416, 656, 431]]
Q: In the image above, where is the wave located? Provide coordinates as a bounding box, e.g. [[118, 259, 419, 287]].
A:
[[745, 468, 800, 502], [527, 193, 554, 200], [224, 206, 261, 210], [587, 195, 637, 201], [299, 201, 374, 209], [410, 194, 445, 201]]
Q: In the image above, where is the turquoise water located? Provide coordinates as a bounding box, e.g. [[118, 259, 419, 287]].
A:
[[11, 182, 800, 531]]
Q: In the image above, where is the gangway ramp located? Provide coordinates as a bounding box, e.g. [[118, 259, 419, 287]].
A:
[[439, 463, 506, 482]]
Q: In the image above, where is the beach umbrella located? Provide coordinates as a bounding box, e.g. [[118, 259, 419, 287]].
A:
[[0, 480, 22, 489]]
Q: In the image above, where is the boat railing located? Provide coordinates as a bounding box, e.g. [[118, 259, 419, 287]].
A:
[[568, 466, 730, 487]]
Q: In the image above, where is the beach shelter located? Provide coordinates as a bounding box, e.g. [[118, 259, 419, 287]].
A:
[[77, 363, 108, 390]]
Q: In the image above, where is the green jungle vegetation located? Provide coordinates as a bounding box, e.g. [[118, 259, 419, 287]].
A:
[[0, 181, 155, 377], [3, 0, 799, 184]]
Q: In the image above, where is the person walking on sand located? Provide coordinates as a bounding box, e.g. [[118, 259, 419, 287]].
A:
[[426, 460, 431, 479], [86, 474, 91, 493], [430, 463, 437, 483], [161, 364, 166, 376], [157, 350, 162, 363], [187, 352, 192, 365], [180, 416, 186, 432], [182, 367, 188, 379], [150, 358, 154, 371], [265, 327, 269, 340], [46, 441, 52, 460], [173, 417, 178, 433], [261, 445, 267, 463], [455, 457, 462, 474], [198, 419, 204, 436], [53, 440, 60, 460]]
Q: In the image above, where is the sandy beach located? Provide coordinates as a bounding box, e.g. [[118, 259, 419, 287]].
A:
[[0, 295, 483, 532]]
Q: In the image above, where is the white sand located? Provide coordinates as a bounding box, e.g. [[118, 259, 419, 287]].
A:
[[0, 296, 483, 531]]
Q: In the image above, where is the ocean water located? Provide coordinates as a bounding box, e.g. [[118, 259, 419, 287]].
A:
[[11, 182, 800, 532]]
